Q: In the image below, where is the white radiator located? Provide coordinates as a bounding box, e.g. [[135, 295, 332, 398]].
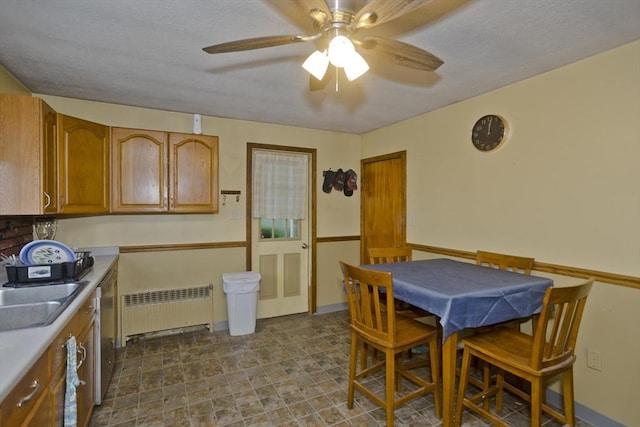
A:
[[121, 285, 213, 345]]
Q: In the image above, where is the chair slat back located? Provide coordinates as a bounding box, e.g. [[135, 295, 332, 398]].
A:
[[476, 250, 534, 274], [367, 247, 412, 265], [340, 261, 396, 346], [530, 279, 593, 370]]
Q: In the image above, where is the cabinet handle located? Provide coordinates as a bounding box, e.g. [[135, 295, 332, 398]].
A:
[[43, 192, 51, 208], [170, 195, 174, 208], [16, 380, 40, 407], [77, 343, 86, 369], [85, 304, 94, 315]]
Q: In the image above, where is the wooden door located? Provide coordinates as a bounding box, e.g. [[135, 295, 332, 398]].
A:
[[58, 115, 110, 213], [168, 133, 219, 213], [111, 128, 168, 212], [360, 151, 407, 263]]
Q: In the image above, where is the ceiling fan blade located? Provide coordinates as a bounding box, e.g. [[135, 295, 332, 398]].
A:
[[353, 0, 433, 29], [358, 36, 443, 71], [203, 34, 317, 54]]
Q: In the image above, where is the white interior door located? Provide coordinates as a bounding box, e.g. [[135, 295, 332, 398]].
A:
[[251, 151, 310, 318]]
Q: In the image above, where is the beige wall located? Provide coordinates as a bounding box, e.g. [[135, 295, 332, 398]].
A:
[[362, 40, 640, 426], [0, 65, 30, 94]]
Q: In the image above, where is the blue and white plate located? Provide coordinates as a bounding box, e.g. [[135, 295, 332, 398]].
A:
[[19, 240, 75, 265]]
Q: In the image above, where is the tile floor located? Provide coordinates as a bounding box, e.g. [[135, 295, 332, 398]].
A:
[[90, 310, 595, 426]]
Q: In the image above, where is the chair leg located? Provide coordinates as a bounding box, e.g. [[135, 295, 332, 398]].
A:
[[454, 348, 472, 427], [495, 369, 504, 414], [530, 377, 543, 427], [429, 338, 442, 419], [360, 342, 368, 369], [385, 349, 396, 427], [562, 369, 576, 427], [482, 361, 492, 411], [348, 333, 358, 409]]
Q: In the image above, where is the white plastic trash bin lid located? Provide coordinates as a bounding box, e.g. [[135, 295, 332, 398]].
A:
[[223, 272, 261, 293]]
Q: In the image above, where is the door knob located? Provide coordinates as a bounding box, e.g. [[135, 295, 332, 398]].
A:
[[301, 243, 308, 249]]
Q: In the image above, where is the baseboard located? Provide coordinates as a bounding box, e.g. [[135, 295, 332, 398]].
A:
[[213, 320, 229, 331], [546, 389, 624, 427], [315, 302, 349, 314], [213, 304, 348, 332]]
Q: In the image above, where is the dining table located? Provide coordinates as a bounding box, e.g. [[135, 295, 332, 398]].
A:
[[364, 257, 553, 426]]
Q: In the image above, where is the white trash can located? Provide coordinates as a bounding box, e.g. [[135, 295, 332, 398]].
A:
[[223, 272, 261, 336]]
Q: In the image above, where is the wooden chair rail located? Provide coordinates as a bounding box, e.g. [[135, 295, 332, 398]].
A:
[[409, 243, 639, 289], [117, 238, 638, 288]]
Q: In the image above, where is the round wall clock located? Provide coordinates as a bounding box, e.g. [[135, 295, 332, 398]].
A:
[[471, 114, 508, 151]]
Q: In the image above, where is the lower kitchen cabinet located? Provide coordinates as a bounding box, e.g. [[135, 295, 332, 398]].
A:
[[0, 351, 50, 426], [1, 289, 97, 427], [76, 312, 96, 427]]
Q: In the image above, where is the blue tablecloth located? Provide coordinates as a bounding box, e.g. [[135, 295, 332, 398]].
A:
[[364, 258, 553, 340]]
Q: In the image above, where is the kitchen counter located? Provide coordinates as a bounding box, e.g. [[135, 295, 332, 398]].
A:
[[0, 247, 119, 403]]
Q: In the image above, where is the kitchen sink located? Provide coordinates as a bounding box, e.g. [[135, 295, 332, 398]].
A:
[[0, 301, 64, 331], [0, 282, 87, 331], [0, 283, 84, 306]]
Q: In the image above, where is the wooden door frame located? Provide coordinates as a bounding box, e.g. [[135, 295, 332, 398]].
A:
[[360, 150, 407, 263], [246, 143, 317, 314]]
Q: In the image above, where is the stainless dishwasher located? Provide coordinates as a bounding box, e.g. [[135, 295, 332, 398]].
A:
[[95, 264, 117, 404]]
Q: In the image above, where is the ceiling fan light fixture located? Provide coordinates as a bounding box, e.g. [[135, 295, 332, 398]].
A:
[[302, 50, 330, 80], [327, 35, 355, 67], [344, 51, 369, 81]]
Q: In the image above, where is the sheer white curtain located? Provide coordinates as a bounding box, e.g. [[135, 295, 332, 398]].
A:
[[252, 151, 308, 219]]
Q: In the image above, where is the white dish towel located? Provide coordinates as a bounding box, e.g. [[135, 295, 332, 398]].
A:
[[64, 335, 85, 427]]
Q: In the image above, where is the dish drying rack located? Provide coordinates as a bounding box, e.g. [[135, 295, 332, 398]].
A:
[[5, 251, 94, 284]]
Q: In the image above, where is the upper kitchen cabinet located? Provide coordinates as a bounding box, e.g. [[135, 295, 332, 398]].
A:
[[111, 128, 219, 213], [0, 94, 58, 215], [57, 115, 110, 213]]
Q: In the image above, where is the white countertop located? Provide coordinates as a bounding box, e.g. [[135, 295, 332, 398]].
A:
[[0, 248, 119, 402]]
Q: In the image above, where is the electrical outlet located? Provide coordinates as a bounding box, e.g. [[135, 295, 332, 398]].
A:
[[586, 349, 602, 371]]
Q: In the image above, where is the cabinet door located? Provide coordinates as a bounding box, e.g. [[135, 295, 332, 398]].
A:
[[111, 127, 168, 212], [1, 352, 49, 426], [50, 369, 66, 427], [169, 133, 219, 213], [58, 115, 110, 213], [43, 102, 60, 213], [0, 95, 53, 215], [76, 324, 95, 427]]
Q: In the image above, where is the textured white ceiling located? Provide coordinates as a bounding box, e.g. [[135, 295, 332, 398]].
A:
[[1, 0, 638, 134]]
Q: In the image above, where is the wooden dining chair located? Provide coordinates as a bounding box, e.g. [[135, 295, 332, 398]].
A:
[[476, 250, 534, 274], [367, 247, 433, 319], [455, 278, 594, 427], [472, 250, 536, 396], [339, 261, 442, 426]]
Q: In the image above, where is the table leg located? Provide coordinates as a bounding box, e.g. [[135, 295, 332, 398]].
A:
[[442, 331, 458, 427]]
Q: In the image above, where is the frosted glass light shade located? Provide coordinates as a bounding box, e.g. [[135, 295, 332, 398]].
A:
[[302, 50, 329, 80], [344, 52, 369, 81], [328, 35, 355, 67]]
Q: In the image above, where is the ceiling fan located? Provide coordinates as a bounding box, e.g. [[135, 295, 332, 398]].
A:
[[202, 0, 443, 88]]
